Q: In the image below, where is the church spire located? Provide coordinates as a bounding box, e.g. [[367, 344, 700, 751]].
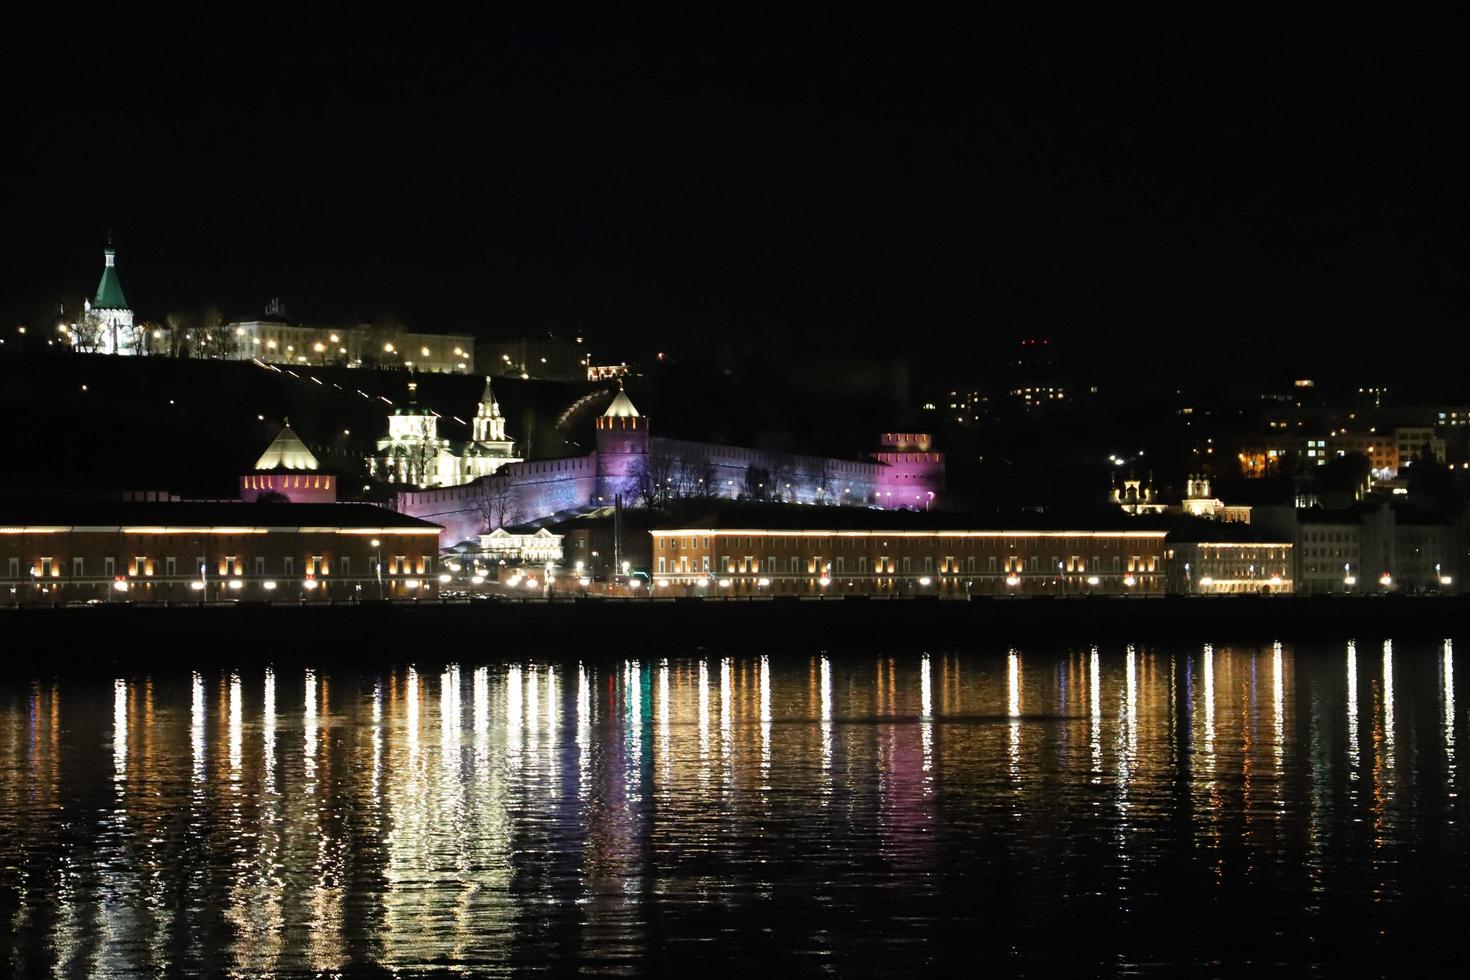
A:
[[477, 376, 502, 419], [473, 376, 508, 444], [93, 239, 128, 310]]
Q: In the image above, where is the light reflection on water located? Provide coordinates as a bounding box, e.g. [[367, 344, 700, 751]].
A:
[[1, 640, 1467, 976]]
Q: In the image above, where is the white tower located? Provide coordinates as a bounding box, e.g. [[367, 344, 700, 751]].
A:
[[88, 243, 136, 355]]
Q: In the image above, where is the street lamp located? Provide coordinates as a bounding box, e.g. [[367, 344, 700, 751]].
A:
[[372, 538, 383, 599]]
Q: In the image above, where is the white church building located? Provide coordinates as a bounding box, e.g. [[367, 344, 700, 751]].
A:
[[82, 243, 138, 355], [369, 377, 522, 487]]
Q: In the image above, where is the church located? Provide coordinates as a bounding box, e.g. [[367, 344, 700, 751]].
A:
[[81, 242, 138, 355], [368, 377, 522, 487]]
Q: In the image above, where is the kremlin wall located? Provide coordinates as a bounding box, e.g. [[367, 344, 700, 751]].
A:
[[395, 386, 947, 546]]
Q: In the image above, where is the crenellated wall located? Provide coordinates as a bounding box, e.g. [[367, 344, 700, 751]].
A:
[[395, 427, 947, 547], [397, 454, 600, 545]]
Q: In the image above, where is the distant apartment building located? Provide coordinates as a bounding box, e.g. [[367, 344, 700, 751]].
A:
[[1293, 504, 1458, 594], [1295, 512, 1362, 594], [945, 389, 989, 426], [228, 310, 474, 374], [1237, 426, 1446, 479]]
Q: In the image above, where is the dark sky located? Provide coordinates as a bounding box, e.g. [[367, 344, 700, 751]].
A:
[[2, 5, 1464, 381]]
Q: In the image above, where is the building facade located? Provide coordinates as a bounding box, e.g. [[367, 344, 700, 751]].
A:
[[228, 317, 475, 373], [650, 527, 1168, 596], [1163, 540, 1294, 594], [1, 501, 442, 605], [478, 526, 565, 565]]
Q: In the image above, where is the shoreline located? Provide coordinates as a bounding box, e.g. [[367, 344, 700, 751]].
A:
[[2, 595, 1463, 674]]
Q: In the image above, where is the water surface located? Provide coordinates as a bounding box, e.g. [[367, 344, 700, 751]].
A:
[[1, 641, 1466, 976]]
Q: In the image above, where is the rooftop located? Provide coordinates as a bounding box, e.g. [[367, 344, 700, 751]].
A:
[[252, 425, 319, 471], [93, 248, 129, 311], [0, 500, 440, 532]]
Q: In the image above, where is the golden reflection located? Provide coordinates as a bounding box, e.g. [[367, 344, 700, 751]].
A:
[[189, 671, 205, 785], [759, 656, 772, 780], [1346, 641, 1359, 780], [920, 653, 933, 776], [1272, 641, 1284, 778], [1007, 649, 1021, 781], [1089, 646, 1102, 781], [1382, 640, 1395, 760], [544, 665, 559, 745], [264, 668, 277, 787], [228, 673, 242, 776], [820, 655, 833, 776], [304, 668, 319, 788], [407, 666, 421, 761], [628, 661, 642, 760], [112, 678, 127, 784], [1124, 644, 1138, 761], [1446, 640, 1457, 789], [11, 647, 1468, 975], [506, 665, 522, 756], [1202, 644, 1215, 756], [659, 661, 671, 777]]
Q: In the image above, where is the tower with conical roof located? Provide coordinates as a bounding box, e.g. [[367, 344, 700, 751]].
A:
[[595, 381, 650, 503], [85, 239, 136, 355], [240, 422, 337, 502]]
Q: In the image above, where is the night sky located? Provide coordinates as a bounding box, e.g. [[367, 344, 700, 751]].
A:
[[2, 6, 1464, 381]]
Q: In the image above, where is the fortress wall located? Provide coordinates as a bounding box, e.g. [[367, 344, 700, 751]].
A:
[[397, 454, 599, 545]]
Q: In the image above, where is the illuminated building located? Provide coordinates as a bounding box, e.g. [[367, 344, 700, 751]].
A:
[[649, 511, 1167, 595], [478, 525, 564, 564], [1164, 526, 1293, 594], [227, 307, 474, 373], [394, 387, 947, 546], [82, 242, 138, 355], [1007, 337, 1067, 409], [1238, 427, 1447, 479], [1, 501, 441, 604], [945, 389, 989, 426], [1178, 475, 1252, 523], [369, 378, 521, 488], [239, 423, 338, 503], [1109, 476, 1167, 515], [1296, 512, 1363, 594], [1294, 505, 1458, 595]]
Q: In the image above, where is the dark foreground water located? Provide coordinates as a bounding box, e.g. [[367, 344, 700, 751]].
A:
[[1, 641, 1466, 977]]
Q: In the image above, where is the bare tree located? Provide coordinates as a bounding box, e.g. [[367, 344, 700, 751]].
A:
[[125, 318, 158, 355], [771, 455, 798, 502], [474, 477, 519, 532], [193, 305, 237, 360], [638, 449, 679, 509], [742, 464, 771, 501], [681, 451, 717, 499], [816, 460, 838, 505], [66, 305, 106, 353], [161, 312, 193, 357], [404, 417, 440, 486]]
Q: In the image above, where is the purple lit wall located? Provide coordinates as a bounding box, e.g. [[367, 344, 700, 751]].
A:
[[395, 432, 946, 547]]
